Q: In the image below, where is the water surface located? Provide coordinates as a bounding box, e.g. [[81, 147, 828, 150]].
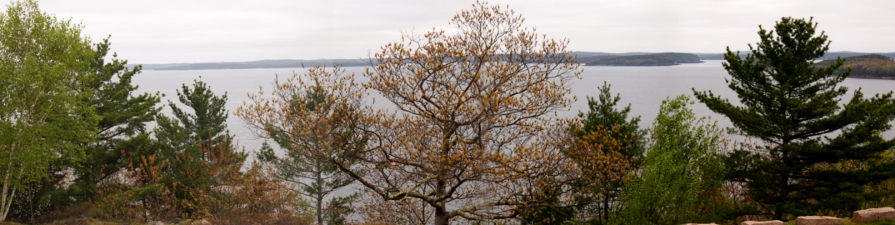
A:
[[134, 60, 895, 154]]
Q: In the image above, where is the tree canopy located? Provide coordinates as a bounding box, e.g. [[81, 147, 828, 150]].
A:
[[240, 66, 360, 225], [240, 2, 584, 224], [0, 0, 98, 221], [693, 17, 895, 219]]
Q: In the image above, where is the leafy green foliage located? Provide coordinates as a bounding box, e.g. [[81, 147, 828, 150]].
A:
[[614, 95, 728, 224], [8, 36, 162, 224], [693, 17, 895, 219], [0, 0, 98, 221]]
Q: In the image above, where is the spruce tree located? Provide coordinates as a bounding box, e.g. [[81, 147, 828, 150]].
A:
[[693, 17, 895, 219]]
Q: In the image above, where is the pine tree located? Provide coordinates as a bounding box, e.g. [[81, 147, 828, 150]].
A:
[[692, 17, 895, 219], [153, 79, 246, 218], [6, 37, 162, 221], [155, 79, 233, 160], [245, 68, 359, 225], [71, 37, 161, 203], [566, 82, 644, 223]]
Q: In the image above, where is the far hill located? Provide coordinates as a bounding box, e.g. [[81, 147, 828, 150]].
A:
[[584, 53, 702, 66], [696, 51, 895, 60], [814, 54, 895, 79]]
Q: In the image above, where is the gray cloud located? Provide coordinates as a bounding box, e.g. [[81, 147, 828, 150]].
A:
[[24, 0, 895, 64]]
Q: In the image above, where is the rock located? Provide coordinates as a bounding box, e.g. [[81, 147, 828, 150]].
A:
[[182, 219, 212, 225], [852, 207, 895, 223], [795, 216, 842, 225], [741, 220, 784, 225]]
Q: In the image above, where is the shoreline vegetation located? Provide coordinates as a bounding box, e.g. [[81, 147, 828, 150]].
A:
[[813, 54, 895, 79], [581, 52, 703, 66]]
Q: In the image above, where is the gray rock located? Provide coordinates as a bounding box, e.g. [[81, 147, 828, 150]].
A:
[[795, 216, 842, 225], [852, 207, 895, 223], [741, 220, 784, 225]]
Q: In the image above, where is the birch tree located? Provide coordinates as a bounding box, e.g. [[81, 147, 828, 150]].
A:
[[0, 0, 97, 221]]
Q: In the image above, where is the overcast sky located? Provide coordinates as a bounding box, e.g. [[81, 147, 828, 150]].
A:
[[25, 0, 895, 64]]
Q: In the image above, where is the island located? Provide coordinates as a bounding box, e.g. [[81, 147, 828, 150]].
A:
[[814, 54, 895, 79], [583, 53, 703, 66]]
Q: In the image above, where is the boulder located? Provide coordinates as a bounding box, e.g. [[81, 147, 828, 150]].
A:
[[795, 216, 842, 225], [183, 219, 213, 225], [852, 207, 895, 223], [741, 220, 784, 225]]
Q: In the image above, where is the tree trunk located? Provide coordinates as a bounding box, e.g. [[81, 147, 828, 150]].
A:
[[0, 158, 24, 222], [316, 194, 323, 225], [602, 196, 610, 224], [316, 160, 324, 225], [0, 185, 14, 222], [433, 177, 449, 225], [434, 206, 449, 225]]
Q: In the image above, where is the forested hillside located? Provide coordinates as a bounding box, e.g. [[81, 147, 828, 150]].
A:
[[814, 54, 895, 79], [584, 52, 703, 66]]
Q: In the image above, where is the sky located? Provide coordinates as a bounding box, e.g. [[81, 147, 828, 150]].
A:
[[22, 0, 895, 64]]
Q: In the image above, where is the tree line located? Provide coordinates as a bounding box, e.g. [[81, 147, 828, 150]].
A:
[[814, 54, 895, 79], [1, 0, 894, 224]]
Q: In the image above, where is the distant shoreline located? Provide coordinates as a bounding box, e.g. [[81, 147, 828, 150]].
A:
[[137, 51, 895, 71], [847, 76, 895, 80]]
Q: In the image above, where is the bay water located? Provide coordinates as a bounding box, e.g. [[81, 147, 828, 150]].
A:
[[134, 60, 895, 154]]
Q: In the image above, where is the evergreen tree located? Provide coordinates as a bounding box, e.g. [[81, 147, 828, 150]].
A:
[[154, 79, 234, 163], [693, 17, 895, 219], [521, 83, 643, 224], [575, 82, 644, 224], [153, 79, 246, 218], [71, 37, 161, 202], [251, 78, 358, 225], [7, 36, 162, 221]]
